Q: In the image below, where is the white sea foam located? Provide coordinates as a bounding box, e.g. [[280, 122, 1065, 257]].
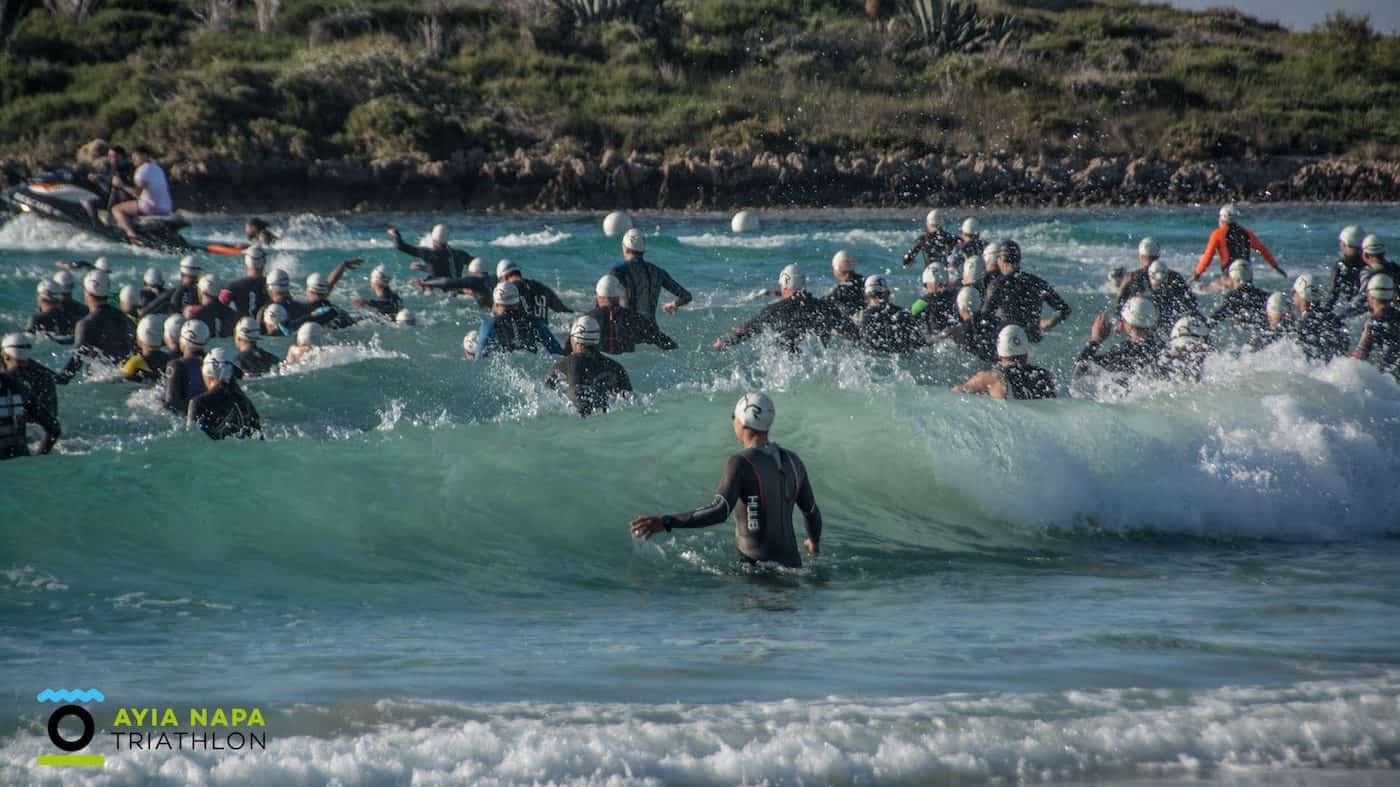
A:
[[489, 230, 571, 247], [2, 676, 1395, 786]]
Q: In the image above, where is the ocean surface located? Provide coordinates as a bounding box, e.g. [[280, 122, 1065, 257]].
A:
[[1, 206, 1398, 786]]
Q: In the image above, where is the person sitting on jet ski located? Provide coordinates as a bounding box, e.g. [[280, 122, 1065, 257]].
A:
[[109, 146, 172, 243]]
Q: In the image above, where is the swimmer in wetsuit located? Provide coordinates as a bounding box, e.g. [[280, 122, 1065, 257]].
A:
[[713, 265, 856, 353], [1209, 261, 1270, 332], [121, 315, 172, 384], [629, 392, 823, 569], [1350, 274, 1400, 379], [163, 319, 210, 415], [610, 229, 691, 322], [545, 316, 633, 416], [1192, 203, 1287, 287], [1288, 275, 1350, 363], [910, 264, 960, 335], [350, 265, 403, 320], [187, 348, 262, 440], [1326, 225, 1366, 311], [2, 333, 63, 451], [1075, 296, 1166, 383], [472, 282, 564, 361], [388, 224, 472, 278], [26, 281, 77, 343], [161, 314, 185, 354], [496, 259, 573, 325], [590, 275, 677, 354], [232, 317, 280, 378], [187, 274, 238, 338], [413, 256, 496, 309], [282, 322, 324, 367], [0, 366, 59, 459], [142, 257, 202, 317], [982, 240, 1071, 343], [953, 325, 1058, 400], [931, 286, 998, 364], [902, 209, 959, 269], [826, 250, 866, 318], [1161, 316, 1214, 383], [223, 245, 271, 319], [59, 271, 136, 380], [259, 270, 310, 328], [857, 275, 925, 354], [50, 271, 88, 326]]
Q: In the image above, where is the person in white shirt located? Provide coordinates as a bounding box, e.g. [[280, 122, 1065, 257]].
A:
[[110, 146, 173, 242]]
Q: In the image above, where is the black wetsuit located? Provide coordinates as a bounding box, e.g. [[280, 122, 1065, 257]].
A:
[[0, 372, 59, 460], [1326, 255, 1366, 311], [224, 275, 269, 319], [1293, 308, 1350, 363], [659, 443, 822, 569], [949, 318, 999, 363], [72, 303, 136, 363], [958, 237, 987, 261], [903, 228, 958, 268], [1354, 307, 1400, 377], [188, 383, 262, 440], [1249, 321, 1292, 351], [609, 257, 692, 321], [26, 309, 77, 343], [545, 347, 632, 416], [139, 286, 169, 314], [719, 292, 857, 353], [58, 297, 88, 325], [260, 298, 313, 328], [362, 288, 403, 319], [189, 301, 238, 338], [428, 273, 496, 309], [512, 278, 573, 324], [1346, 261, 1400, 317], [164, 354, 207, 415], [1116, 268, 1152, 306], [1076, 336, 1166, 380], [588, 305, 678, 354], [123, 348, 171, 383], [911, 290, 960, 335], [1162, 345, 1211, 382], [234, 345, 281, 378], [394, 237, 471, 278], [982, 271, 1072, 343], [143, 282, 199, 317], [7, 361, 62, 434], [1002, 363, 1058, 400], [858, 302, 925, 353], [1151, 273, 1202, 334], [303, 301, 357, 330], [825, 274, 866, 318], [1211, 284, 1270, 330], [474, 309, 563, 359]]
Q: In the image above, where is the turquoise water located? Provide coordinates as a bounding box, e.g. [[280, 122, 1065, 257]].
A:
[[2, 206, 1399, 785]]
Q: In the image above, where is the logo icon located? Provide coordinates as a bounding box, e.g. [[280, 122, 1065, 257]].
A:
[[37, 688, 105, 767]]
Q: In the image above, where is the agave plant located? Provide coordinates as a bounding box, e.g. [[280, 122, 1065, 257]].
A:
[[551, 0, 661, 26], [902, 0, 1016, 55]]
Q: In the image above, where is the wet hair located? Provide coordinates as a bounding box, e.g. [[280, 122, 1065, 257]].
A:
[[108, 145, 127, 157], [246, 217, 268, 231]]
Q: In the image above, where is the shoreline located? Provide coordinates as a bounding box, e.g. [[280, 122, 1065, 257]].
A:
[[8, 147, 1400, 216]]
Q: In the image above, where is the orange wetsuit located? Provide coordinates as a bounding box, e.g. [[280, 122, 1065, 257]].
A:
[[1195, 223, 1282, 278]]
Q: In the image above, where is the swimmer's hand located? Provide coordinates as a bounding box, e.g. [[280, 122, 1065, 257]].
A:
[[1039, 316, 1058, 333], [804, 539, 818, 557], [662, 301, 680, 315], [409, 262, 425, 272], [343, 257, 364, 269], [1089, 312, 1112, 344], [386, 227, 400, 239], [629, 516, 667, 540], [711, 338, 725, 351]]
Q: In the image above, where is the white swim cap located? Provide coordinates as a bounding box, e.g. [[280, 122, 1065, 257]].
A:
[[370, 264, 390, 285], [1120, 296, 1158, 328], [234, 316, 260, 341], [962, 256, 983, 283], [603, 211, 632, 237], [52, 270, 75, 291], [83, 270, 110, 297], [1138, 237, 1160, 258], [180, 319, 210, 347], [468, 257, 486, 275], [925, 209, 941, 230], [267, 269, 290, 291], [730, 210, 760, 233], [570, 315, 601, 345], [863, 274, 890, 297], [244, 245, 267, 270], [297, 321, 323, 346], [143, 267, 164, 287], [921, 264, 945, 286], [431, 224, 449, 244], [1363, 234, 1385, 256], [779, 264, 806, 291], [996, 325, 1029, 358], [137, 315, 164, 347], [462, 332, 479, 356], [1, 332, 32, 361], [493, 281, 521, 306], [395, 308, 416, 325], [622, 228, 646, 252], [261, 303, 287, 330], [197, 273, 222, 296], [733, 391, 775, 432], [1266, 291, 1290, 315], [496, 258, 520, 278], [595, 274, 623, 298], [1368, 273, 1396, 301], [178, 256, 201, 276], [201, 347, 235, 382], [1291, 273, 1314, 297], [1339, 225, 1365, 247], [1229, 260, 1253, 283], [118, 283, 141, 309], [163, 314, 185, 345], [93, 257, 111, 273], [1171, 315, 1209, 341], [957, 286, 982, 313], [981, 241, 1001, 267], [1148, 260, 1169, 284], [1219, 204, 1238, 223], [961, 217, 980, 235], [36, 280, 56, 299], [306, 272, 330, 295], [832, 250, 855, 272]]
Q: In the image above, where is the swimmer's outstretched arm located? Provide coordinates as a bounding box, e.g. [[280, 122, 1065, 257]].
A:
[[630, 457, 744, 538], [793, 461, 821, 556]]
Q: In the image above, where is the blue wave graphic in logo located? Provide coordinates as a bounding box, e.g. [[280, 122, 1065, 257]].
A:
[[36, 689, 105, 704]]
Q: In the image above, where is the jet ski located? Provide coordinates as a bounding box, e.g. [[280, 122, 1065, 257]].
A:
[[1, 169, 190, 252]]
